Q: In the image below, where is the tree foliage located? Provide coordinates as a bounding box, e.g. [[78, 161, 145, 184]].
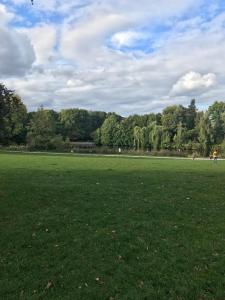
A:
[[1, 83, 225, 156], [0, 83, 27, 145]]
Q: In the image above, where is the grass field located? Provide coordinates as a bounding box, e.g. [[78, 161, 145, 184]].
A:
[[1, 153, 225, 300]]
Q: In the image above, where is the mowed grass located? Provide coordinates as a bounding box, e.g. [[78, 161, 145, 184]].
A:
[[1, 153, 225, 300]]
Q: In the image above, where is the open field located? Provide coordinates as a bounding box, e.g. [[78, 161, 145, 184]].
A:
[[1, 153, 225, 299]]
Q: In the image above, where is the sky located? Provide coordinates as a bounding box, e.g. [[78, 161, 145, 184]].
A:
[[0, 0, 225, 115]]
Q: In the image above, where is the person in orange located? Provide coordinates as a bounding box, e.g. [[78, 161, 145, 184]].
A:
[[213, 149, 218, 162]]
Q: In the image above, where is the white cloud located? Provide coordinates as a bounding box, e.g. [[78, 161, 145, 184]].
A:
[[171, 72, 217, 96], [111, 31, 145, 48], [60, 13, 130, 63], [0, 4, 35, 77], [22, 25, 57, 65], [2, 0, 225, 115], [0, 3, 14, 25]]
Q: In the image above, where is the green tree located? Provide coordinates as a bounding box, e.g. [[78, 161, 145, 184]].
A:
[[59, 109, 106, 141], [112, 123, 127, 147], [100, 115, 120, 146], [185, 99, 197, 130], [146, 113, 162, 126], [88, 111, 107, 137], [27, 108, 62, 150], [161, 105, 186, 148], [0, 83, 27, 145], [173, 122, 187, 149], [161, 131, 171, 150], [162, 105, 186, 133], [92, 128, 102, 146], [120, 118, 135, 148], [140, 127, 149, 149], [60, 109, 89, 141], [149, 123, 163, 151], [133, 126, 142, 150], [198, 112, 212, 156], [208, 101, 225, 144]]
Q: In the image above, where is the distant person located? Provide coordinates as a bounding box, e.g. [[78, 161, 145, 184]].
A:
[[118, 147, 122, 154], [213, 149, 218, 163]]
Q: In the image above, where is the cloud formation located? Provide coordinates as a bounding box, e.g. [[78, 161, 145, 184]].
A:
[[1, 1, 225, 115], [60, 13, 130, 63], [0, 4, 35, 77], [171, 72, 217, 96]]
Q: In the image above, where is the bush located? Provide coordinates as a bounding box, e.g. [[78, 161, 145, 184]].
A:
[[27, 134, 47, 150], [27, 134, 67, 151], [48, 135, 65, 151], [4, 145, 28, 152], [220, 141, 225, 158]]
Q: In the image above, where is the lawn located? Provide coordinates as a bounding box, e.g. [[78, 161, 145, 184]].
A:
[[1, 153, 225, 300]]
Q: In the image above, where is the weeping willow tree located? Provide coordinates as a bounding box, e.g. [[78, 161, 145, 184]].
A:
[[198, 112, 212, 156], [149, 123, 163, 151], [133, 126, 142, 150], [173, 122, 187, 150]]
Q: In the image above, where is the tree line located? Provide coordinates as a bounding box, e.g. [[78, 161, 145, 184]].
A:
[[1, 83, 225, 156]]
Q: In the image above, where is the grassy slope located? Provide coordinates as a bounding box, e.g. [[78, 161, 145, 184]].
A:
[[0, 153, 225, 300]]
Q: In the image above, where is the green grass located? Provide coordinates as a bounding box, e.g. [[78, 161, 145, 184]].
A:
[[1, 153, 225, 300]]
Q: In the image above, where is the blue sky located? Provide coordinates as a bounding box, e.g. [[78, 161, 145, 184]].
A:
[[1, 0, 225, 115]]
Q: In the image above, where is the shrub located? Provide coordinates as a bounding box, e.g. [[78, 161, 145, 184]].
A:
[[219, 141, 225, 158], [4, 145, 28, 152], [48, 135, 65, 151]]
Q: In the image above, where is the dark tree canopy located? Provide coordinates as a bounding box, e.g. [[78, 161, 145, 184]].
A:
[[0, 83, 27, 145]]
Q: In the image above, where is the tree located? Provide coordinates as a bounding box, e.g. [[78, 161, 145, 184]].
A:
[[162, 105, 186, 132], [161, 131, 171, 149], [88, 111, 107, 137], [161, 105, 186, 148], [120, 118, 135, 148], [0, 83, 27, 145], [60, 109, 89, 141], [100, 115, 120, 146], [208, 101, 225, 144], [92, 128, 101, 146], [133, 126, 142, 150], [1, 81, 225, 157], [197, 112, 212, 156], [149, 123, 163, 151], [140, 127, 149, 149], [27, 108, 62, 150], [173, 122, 187, 149], [146, 113, 162, 126], [185, 99, 197, 130], [59, 109, 106, 141]]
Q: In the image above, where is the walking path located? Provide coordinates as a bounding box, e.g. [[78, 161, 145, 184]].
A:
[[1, 150, 225, 161]]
